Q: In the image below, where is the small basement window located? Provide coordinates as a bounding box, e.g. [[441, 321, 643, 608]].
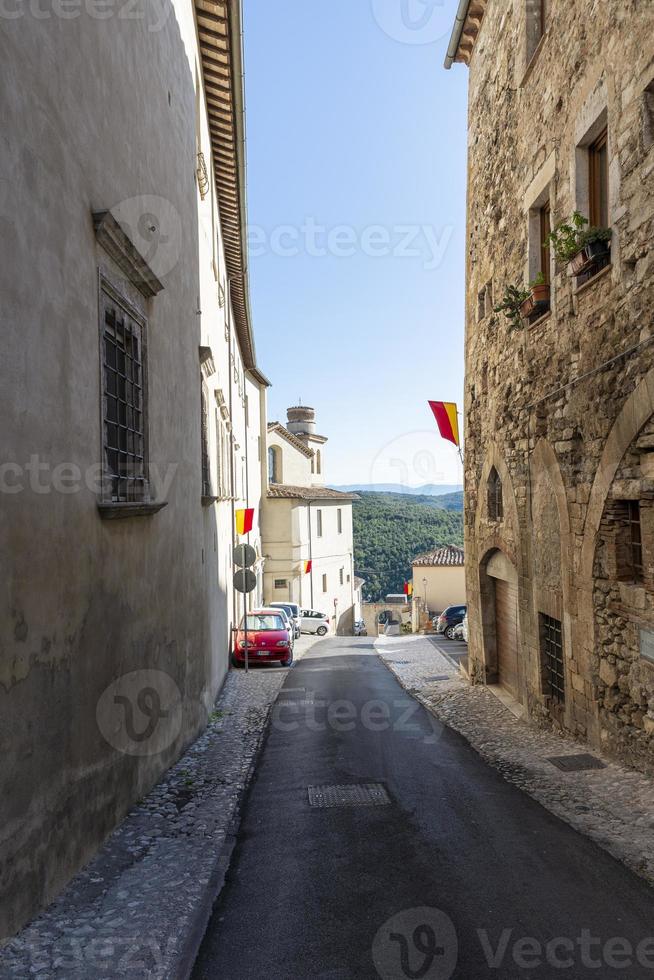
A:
[[274, 579, 287, 589], [540, 614, 565, 705], [615, 500, 644, 583]]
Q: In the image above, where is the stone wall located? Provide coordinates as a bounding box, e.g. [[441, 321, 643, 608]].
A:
[[461, 0, 654, 766]]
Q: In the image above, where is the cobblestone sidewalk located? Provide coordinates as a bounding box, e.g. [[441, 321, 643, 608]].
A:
[[376, 634, 654, 886], [0, 637, 319, 980]]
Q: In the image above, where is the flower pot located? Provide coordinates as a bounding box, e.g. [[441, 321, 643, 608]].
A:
[[530, 282, 550, 306], [568, 248, 590, 276], [584, 239, 611, 262], [568, 239, 611, 277], [519, 295, 535, 318]]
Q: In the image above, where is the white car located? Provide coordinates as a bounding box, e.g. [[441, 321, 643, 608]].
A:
[[300, 609, 330, 636]]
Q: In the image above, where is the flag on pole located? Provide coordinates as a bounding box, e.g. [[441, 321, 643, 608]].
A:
[[305, 560, 313, 574], [235, 508, 254, 535], [428, 401, 460, 448], [403, 581, 413, 597]]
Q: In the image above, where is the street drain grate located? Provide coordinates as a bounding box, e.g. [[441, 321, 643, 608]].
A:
[[389, 660, 410, 666], [424, 675, 451, 682], [308, 783, 391, 808], [546, 754, 607, 772]]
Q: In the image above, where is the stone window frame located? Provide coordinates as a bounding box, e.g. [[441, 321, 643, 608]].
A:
[[573, 101, 614, 276], [316, 509, 323, 538], [523, 0, 549, 78], [337, 508, 343, 534], [487, 466, 503, 522], [524, 151, 556, 322], [476, 280, 493, 322], [641, 77, 654, 155], [322, 573, 328, 593]]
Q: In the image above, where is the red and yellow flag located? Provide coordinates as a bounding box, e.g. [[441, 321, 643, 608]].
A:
[[428, 401, 460, 448], [305, 560, 313, 574], [235, 508, 254, 535], [403, 581, 413, 597]]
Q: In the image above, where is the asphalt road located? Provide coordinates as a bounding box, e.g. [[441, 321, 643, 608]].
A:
[[192, 637, 654, 980]]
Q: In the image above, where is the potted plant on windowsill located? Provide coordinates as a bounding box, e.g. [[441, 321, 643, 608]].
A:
[[547, 211, 612, 277], [529, 271, 550, 306], [494, 283, 531, 330]]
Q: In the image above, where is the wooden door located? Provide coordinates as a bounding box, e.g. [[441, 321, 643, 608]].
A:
[[495, 579, 519, 698]]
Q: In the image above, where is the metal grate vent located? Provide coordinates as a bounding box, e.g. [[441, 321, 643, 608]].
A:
[[546, 754, 606, 772], [308, 783, 391, 808], [424, 675, 451, 682], [389, 660, 410, 666]]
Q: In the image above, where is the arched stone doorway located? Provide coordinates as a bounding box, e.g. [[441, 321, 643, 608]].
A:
[[479, 549, 520, 699]]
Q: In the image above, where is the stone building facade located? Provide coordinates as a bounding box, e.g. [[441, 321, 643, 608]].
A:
[[446, 1, 654, 767], [0, 0, 268, 939]]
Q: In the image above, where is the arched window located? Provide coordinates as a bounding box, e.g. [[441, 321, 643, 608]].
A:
[[316, 450, 322, 475], [488, 467, 503, 521], [268, 445, 282, 484], [311, 454, 315, 474]]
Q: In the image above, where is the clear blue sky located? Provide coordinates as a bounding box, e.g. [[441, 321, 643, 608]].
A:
[[242, 0, 469, 487]]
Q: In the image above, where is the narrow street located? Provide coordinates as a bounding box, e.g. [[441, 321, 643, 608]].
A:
[[192, 638, 654, 979]]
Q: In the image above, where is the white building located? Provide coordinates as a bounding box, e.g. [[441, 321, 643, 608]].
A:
[[262, 407, 358, 634]]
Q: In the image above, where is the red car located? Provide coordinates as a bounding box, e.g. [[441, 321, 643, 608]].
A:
[[232, 609, 294, 667]]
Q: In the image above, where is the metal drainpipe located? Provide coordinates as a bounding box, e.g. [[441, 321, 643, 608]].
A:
[[444, 0, 471, 69]]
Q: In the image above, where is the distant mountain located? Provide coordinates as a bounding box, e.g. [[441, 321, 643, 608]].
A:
[[331, 483, 463, 496], [352, 490, 464, 601]]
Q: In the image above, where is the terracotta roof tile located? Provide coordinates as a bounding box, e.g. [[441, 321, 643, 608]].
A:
[[412, 544, 464, 567], [267, 484, 360, 502]]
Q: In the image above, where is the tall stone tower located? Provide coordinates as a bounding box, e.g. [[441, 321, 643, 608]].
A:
[[286, 405, 328, 484]]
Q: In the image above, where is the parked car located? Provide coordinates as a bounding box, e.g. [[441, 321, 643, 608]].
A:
[[300, 609, 330, 636], [264, 607, 294, 649], [269, 601, 302, 639], [232, 610, 293, 667], [353, 619, 367, 636], [434, 604, 467, 640], [452, 621, 465, 640], [461, 612, 468, 643]]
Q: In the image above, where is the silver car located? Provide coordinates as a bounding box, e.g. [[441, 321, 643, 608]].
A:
[[269, 602, 301, 639], [260, 607, 294, 649]]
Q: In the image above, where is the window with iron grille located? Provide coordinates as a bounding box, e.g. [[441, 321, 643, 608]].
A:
[[615, 500, 644, 582], [540, 614, 565, 704], [101, 289, 147, 502], [201, 383, 211, 498], [628, 501, 644, 580], [488, 467, 503, 521]]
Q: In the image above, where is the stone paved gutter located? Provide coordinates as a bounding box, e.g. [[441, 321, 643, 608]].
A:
[[376, 634, 654, 887], [0, 637, 319, 980]]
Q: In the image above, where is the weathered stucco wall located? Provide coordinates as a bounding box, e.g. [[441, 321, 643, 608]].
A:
[[0, 0, 261, 939], [412, 566, 466, 615], [463, 0, 654, 765]]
